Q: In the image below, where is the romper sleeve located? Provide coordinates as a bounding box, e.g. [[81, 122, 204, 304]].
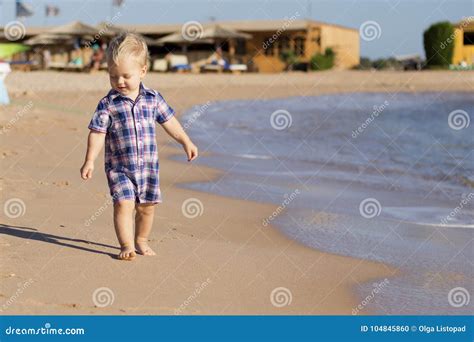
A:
[[155, 93, 175, 124], [88, 98, 111, 133]]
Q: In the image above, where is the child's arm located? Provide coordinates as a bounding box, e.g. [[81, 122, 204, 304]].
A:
[[161, 116, 198, 162], [80, 131, 106, 180]]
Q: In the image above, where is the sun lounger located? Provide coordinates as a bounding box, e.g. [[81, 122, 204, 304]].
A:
[[152, 58, 168, 72], [48, 61, 84, 72], [169, 55, 191, 72], [200, 64, 224, 73], [201, 63, 248, 74], [227, 64, 248, 74]]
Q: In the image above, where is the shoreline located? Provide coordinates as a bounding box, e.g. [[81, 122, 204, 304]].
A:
[[1, 70, 471, 314]]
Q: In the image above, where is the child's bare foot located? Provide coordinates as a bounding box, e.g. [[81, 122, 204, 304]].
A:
[[118, 245, 136, 260], [135, 238, 156, 256]]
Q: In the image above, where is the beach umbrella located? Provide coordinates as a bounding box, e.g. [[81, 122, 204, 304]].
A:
[[0, 43, 30, 59], [201, 25, 252, 40], [156, 31, 214, 44], [95, 22, 160, 46], [47, 21, 99, 35], [96, 21, 126, 36], [156, 24, 251, 44], [23, 33, 75, 46]]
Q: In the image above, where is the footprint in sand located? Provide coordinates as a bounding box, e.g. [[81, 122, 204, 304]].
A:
[[1, 150, 18, 159], [52, 180, 71, 187]]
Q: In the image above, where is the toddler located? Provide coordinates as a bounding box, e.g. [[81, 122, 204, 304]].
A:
[[80, 33, 198, 260]]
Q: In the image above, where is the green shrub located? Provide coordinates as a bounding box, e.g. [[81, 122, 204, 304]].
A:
[[279, 50, 299, 70], [423, 21, 454, 68], [310, 47, 335, 71]]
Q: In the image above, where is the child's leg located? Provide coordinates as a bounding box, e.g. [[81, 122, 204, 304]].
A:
[[134, 203, 156, 256], [113, 200, 136, 260]]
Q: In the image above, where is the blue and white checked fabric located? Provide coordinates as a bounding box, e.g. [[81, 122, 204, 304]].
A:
[[88, 83, 175, 203]]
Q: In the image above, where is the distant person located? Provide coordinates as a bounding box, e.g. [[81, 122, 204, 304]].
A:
[[42, 49, 51, 69], [90, 44, 105, 71], [207, 46, 229, 70], [0, 61, 11, 105], [80, 33, 198, 260]]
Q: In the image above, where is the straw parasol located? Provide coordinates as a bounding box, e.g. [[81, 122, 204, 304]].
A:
[[47, 21, 99, 35], [156, 24, 251, 44], [95, 22, 161, 46], [156, 24, 251, 60], [24, 33, 75, 46]]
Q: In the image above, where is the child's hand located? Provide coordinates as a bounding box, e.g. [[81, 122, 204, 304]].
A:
[[183, 141, 198, 162], [80, 160, 94, 180]]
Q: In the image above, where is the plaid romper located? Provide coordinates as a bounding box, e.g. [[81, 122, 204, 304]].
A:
[[88, 83, 175, 204]]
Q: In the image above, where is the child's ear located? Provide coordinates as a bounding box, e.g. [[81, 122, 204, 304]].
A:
[[141, 64, 148, 77]]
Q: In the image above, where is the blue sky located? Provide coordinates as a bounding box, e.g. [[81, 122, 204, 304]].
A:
[[0, 0, 471, 59]]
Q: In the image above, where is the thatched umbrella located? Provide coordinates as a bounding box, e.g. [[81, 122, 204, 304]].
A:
[[24, 33, 75, 46], [48, 21, 98, 35], [95, 22, 160, 46], [201, 25, 252, 40], [157, 24, 251, 43], [156, 24, 251, 59], [44, 21, 100, 67]]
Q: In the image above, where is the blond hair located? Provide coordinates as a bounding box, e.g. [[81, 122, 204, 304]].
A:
[[106, 32, 149, 66]]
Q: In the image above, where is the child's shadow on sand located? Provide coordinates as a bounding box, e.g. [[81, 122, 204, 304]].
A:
[[0, 224, 119, 259]]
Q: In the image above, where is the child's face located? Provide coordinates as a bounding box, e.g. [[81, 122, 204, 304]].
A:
[[108, 56, 147, 97]]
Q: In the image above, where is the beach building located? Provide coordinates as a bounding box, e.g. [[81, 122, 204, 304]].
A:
[[452, 19, 474, 66], [0, 19, 360, 72], [120, 19, 360, 72]]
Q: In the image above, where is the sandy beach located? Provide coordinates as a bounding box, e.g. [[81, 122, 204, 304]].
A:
[[0, 70, 471, 315]]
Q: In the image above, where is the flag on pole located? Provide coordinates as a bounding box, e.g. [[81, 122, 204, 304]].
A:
[[45, 4, 60, 17], [16, 0, 34, 18]]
